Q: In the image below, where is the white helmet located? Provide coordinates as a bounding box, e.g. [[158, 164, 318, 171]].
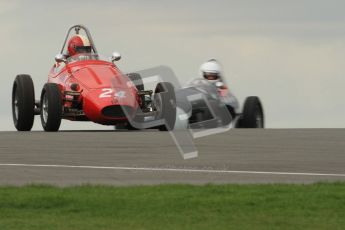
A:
[[200, 59, 223, 83]]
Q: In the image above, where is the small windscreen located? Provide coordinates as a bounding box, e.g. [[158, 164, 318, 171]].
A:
[[75, 46, 92, 53]]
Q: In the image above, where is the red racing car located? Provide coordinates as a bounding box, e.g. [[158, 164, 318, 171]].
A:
[[12, 25, 176, 131]]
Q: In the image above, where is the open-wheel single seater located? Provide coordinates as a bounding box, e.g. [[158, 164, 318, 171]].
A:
[[12, 25, 176, 131]]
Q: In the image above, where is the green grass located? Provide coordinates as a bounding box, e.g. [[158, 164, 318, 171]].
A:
[[0, 183, 345, 230]]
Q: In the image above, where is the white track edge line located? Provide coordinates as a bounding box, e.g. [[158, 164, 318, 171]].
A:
[[0, 163, 345, 177]]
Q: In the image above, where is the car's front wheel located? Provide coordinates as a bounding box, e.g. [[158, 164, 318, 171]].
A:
[[153, 82, 176, 131], [40, 83, 63, 131], [238, 96, 264, 128], [127, 73, 144, 91], [12, 74, 35, 131]]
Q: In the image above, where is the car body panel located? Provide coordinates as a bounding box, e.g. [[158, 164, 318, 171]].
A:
[[175, 78, 240, 129], [47, 58, 139, 125]]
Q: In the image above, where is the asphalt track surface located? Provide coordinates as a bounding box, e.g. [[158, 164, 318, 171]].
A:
[[0, 129, 344, 185]]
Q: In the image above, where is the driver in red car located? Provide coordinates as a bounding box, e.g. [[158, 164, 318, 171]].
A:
[[55, 35, 93, 69], [67, 35, 92, 56]]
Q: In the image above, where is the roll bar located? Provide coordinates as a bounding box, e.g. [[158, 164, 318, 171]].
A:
[[60, 24, 98, 54]]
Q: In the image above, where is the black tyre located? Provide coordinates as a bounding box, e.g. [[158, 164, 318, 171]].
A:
[[40, 83, 63, 131], [12, 74, 35, 131], [115, 122, 138, 131], [239, 96, 264, 128], [154, 82, 176, 131], [127, 73, 144, 91]]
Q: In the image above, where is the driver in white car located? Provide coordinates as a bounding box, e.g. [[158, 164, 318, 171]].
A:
[[199, 59, 239, 114], [200, 59, 224, 86]]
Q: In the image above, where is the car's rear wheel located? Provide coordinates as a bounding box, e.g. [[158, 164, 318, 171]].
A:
[[127, 73, 144, 91], [40, 83, 63, 132], [154, 82, 176, 131], [239, 96, 264, 128], [12, 74, 35, 131], [115, 122, 138, 131]]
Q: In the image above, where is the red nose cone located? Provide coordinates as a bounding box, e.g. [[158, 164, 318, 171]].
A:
[[82, 88, 139, 124]]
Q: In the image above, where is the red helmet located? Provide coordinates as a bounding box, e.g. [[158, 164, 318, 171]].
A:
[[67, 35, 91, 56]]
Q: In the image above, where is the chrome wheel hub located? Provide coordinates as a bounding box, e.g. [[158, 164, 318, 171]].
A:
[[14, 90, 19, 120], [42, 94, 49, 123], [153, 94, 162, 113], [255, 113, 263, 128]]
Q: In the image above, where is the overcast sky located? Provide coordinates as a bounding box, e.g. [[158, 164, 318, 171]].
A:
[[1, 0, 345, 130]]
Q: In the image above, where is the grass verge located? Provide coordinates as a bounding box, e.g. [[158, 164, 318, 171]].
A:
[[0, 183, 345, 230]]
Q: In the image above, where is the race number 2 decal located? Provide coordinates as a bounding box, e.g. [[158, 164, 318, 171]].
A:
[[99, 88, 113, 98]]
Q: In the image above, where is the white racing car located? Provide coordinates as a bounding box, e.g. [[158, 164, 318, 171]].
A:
[[175, 78, 264, 129]]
